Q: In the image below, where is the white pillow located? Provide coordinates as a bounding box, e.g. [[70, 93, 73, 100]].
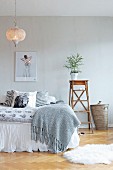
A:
[[27, 91, 37, 108], [47, 96, 56, 104], [14, 90, 37, 108]]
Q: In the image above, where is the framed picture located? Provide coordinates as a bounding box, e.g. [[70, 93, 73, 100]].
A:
[[15, 51, 37, 81]]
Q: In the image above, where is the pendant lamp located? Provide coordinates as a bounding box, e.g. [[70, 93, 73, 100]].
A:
[[6, 0, 26, 47]]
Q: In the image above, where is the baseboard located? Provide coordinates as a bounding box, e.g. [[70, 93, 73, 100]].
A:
[[79, 124, 93, 128], [108, 124, 113, 128], [79, 124, 113, 128]]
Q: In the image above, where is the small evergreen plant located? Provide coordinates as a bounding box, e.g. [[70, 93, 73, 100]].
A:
[[64, 53, 83, 73]]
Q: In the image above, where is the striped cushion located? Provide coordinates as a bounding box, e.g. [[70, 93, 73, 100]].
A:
[[3, 90, 15, 107], [36, 91, 56, 107], [36, 91, 49, 107]]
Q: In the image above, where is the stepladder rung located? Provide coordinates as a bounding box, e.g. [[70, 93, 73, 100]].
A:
[[74, 110, 90, 113], [81, 121, 92, 124], [73, 89, 85, 92], [72, 100, 88, 102]]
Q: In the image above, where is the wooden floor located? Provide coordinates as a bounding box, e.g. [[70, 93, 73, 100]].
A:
[[0, 128, 113, 170]]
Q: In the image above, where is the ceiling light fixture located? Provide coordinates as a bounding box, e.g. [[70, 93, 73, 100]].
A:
[[6, 0, 26, 47]]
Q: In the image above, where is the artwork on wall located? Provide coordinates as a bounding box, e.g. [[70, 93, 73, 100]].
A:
[[15, 51, 37, 81]]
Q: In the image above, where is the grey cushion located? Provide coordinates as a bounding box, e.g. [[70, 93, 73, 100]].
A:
[[36, 91, 49, 107], [3, 90, 15, 107], [36, 91, 56, 107], [14, 94, 29, 108]]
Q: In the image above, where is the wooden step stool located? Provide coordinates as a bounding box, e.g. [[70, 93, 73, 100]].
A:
[[69, 80, 93, 133]]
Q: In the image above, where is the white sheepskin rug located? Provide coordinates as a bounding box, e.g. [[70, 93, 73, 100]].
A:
[[63, 144, 113, 165]]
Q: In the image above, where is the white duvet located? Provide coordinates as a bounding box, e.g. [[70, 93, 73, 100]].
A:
[[0, 105, 36, 123], [0, 106, 80, 152]]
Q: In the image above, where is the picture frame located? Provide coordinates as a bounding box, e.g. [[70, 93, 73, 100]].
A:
[[15, 51, 37, 81]]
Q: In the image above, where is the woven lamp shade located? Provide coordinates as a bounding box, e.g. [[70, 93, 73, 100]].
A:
[[6, 27, 26, 46]]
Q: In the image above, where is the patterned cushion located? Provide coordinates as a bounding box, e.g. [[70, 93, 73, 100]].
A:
[[3, 90, 15, 107], [36, 91, 56, 107], [36, 91, 49, 107], [14, 94, 29, 108], [14, 91, 37, 108]]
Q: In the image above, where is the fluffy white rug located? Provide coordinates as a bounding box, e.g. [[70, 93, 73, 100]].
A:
[[63, 144, 113, 165]]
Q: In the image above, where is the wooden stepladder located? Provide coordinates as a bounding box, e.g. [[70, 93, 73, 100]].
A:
[[69, 80, 93, 133]]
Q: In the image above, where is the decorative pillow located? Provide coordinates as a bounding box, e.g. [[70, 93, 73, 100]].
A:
[[36, 91, 56, 107], [27, 91, 37, 108], [36, 91, 49, 107], [3, 90, 15, 107], [14, 94, 29, 108], [47, 96, 56, 104], [14, 90, 37, 108]]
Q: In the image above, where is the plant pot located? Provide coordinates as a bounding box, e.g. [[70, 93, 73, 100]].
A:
[[70, 73, 78, 80]]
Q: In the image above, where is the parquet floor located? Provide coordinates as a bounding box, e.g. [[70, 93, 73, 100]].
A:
[[0, 128, 113, 170]]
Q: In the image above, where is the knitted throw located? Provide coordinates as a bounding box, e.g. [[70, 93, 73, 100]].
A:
[[31, 104, 80, 153]]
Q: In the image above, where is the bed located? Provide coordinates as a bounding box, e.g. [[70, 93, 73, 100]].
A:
[[0, 91, 81, 153]]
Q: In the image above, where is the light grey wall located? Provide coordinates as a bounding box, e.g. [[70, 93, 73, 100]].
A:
[[0, 16, 113, 127]]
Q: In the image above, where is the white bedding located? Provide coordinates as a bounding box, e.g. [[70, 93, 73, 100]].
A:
[[0, 106, 36, 123], [0, 106, 80, 153], [0, 122, 79, 152]]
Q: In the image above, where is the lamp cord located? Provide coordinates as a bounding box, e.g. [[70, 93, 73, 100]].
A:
[[14, 0, 17, 26]]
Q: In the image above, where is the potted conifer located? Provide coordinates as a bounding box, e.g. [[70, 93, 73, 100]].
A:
[[64, 53, 83, 80]]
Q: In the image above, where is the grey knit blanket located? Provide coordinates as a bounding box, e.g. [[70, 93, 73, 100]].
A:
[[31, 104, 81, 153]]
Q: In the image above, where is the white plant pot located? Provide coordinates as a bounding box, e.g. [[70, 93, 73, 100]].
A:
[[70, 73, 78, 80]]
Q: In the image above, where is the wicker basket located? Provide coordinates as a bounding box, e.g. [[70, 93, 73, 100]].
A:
[[90, 102, 109, 130]]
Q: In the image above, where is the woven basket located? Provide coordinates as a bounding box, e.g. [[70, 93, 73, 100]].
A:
[[90, 102, 109, 130]]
